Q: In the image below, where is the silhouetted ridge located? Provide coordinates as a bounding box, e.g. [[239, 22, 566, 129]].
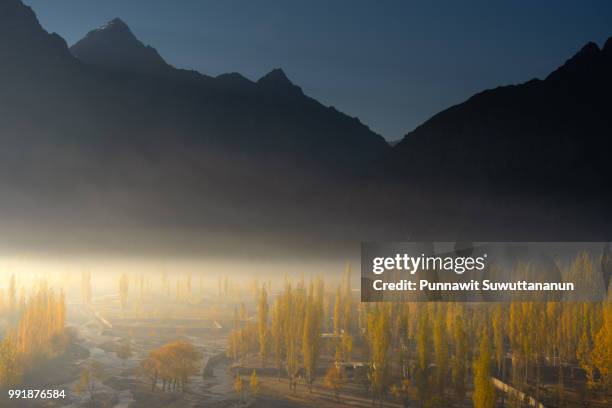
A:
[[383, 36, 612, 198], [545, 40, 610, 81], [70, 17, 172, 76], [257, 68, 303, 96], [258, 68, 291, 85], [0, 0, 72, 65], [1, 0, 388, 171], [0, 0, 610, 245]]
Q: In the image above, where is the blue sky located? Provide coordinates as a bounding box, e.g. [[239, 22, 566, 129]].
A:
[[25, 0, 612, 140]]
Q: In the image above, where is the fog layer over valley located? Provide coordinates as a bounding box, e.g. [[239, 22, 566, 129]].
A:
[[2, 0, 612, 259]]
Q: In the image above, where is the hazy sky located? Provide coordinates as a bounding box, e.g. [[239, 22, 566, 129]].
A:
[[25, 0, 612, 140]]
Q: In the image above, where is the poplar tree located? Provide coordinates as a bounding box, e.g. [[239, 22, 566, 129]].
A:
[[303, 282, 322, 391], [333, 286, 342, 361], [491, 304, 505, 376], [451, 313, 467, 403], [341, 264, 352, 360], [257, 286, 268, 366], [234, 374, 244, 402], [0, 331, 21, 386], [473, 333, 495, 408], [592, 301, 611, 390], [249, 369, 259, 395], [433, 304, 449, 395], [366, 303, 391, 405], [415, 306, 431, 403], [270, 298, 283, 378], [8, 274, 16, 311], [119, 273, 129, 311]]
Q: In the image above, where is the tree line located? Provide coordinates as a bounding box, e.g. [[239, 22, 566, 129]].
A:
[[0, 278, 68, 387], [225, 257, 611, 407]]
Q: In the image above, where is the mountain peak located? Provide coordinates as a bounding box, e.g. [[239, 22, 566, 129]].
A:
[[257, 68, 302, 95], [577, 41, 600, 56], [95, 17, 131, 35], [260, 68, 290, 83], [70, 18, 171, 76], [83, 17, 137, 43], [104, 17, 128, 28], [545, 39, 605, 81]]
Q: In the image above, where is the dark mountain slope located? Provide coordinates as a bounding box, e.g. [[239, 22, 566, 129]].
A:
[[383, 39, 612, 196], [1, 0, 610, 250], [0, 1, 393, 253], [1, 2, 389, 167], [351, 38, 612, 241], [0, 0, 72, 65]]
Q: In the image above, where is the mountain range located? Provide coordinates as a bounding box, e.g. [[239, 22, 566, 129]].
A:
[[0, 0, 611, 255], [1, 0, 388, 166]]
